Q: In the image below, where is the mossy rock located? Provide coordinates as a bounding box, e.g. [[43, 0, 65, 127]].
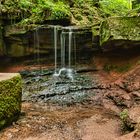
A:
[[100, 17, 140, 47], [0, 73, 22, 130]]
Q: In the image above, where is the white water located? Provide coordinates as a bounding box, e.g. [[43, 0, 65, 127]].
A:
[[34, 28, 42, 72], [34, 28, 42, 84], [53, 67, 74, 81], [61, 32, 66, 67], [68, 29, 72, 68], [53, 26, 75, 81], [54, 26, 58, 74], [74, 33, 77, 67]]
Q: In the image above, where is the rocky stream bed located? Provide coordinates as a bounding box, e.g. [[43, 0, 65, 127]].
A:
[[0, 63, 140, 140]]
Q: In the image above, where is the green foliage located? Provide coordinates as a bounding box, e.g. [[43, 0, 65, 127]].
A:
[[71, 0, 104, 26], [120, 109, 128, 121], [2, 0, 139, 26], [19, 0, 31, 9], [99, 0, 132, 16], [51, 1, 70, 19], [120, 109, 134, 132], [1, 0, 70, 25], [74, 0, 98, 7], [127, 0, 140, 16]]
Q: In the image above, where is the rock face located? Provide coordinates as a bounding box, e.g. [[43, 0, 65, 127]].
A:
[[3, 25, 31, 57], [100, 17, 140, 50], [0, 20, 5, 57], [1, 24, 93, 64], [0, 73, 22, 129]]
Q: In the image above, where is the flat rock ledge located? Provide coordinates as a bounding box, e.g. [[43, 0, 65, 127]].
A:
[[0, 73, 22, 130]]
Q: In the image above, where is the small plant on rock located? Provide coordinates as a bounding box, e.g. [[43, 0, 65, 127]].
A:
[[120, 109, 134, 132]]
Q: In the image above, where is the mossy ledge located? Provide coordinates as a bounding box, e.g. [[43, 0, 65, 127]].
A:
[[0, 73, 22, 130]]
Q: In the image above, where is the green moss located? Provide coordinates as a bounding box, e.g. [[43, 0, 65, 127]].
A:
[[100, 17, 140, 46], [1, 0, 70, 25], [0, 75, 22, 129], [120, 109, 128, 121], [71, 0, 104, 26]]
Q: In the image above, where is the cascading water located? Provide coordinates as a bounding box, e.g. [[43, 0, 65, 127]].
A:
[[34, 27, 42, 81], [61, 31, 66, 68], [73, 33, 77, 68], [23, 26, 95, 104], [54, 26, 58, 74], [53, 26, 76, 81], [68, 29, 72, 68], [67, 29, 74, 81]]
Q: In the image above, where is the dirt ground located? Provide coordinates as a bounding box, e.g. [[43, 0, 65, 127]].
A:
[[0, 102, 122, 140], [0, 54, 140, 140]]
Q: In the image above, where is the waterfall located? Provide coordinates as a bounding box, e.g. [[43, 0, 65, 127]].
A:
[[53, 26, 75, 81], [61, 32, 66, 68], [68, 29, 72, 68], [34, 28, 40, 67], [74, 33, 77, 67], [54, 26, 58, 74], [34, 27, 42, 83]]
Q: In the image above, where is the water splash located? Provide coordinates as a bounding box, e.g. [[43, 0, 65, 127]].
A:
[[53, 68, 74, 81], [53, 26, 76, 81]]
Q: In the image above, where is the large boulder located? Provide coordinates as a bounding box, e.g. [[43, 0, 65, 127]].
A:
[[0, 73, 22, 129], [100, 17, 140, 50]]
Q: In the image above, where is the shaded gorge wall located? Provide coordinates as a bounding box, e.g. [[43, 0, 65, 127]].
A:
[[0, 24, 93, 67], [1, 15, 140, 71]]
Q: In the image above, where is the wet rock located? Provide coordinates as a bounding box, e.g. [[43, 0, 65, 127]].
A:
[[22, 73, 100, 105], [2, 25, 93, 64], [3, 25, 31, 57]]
